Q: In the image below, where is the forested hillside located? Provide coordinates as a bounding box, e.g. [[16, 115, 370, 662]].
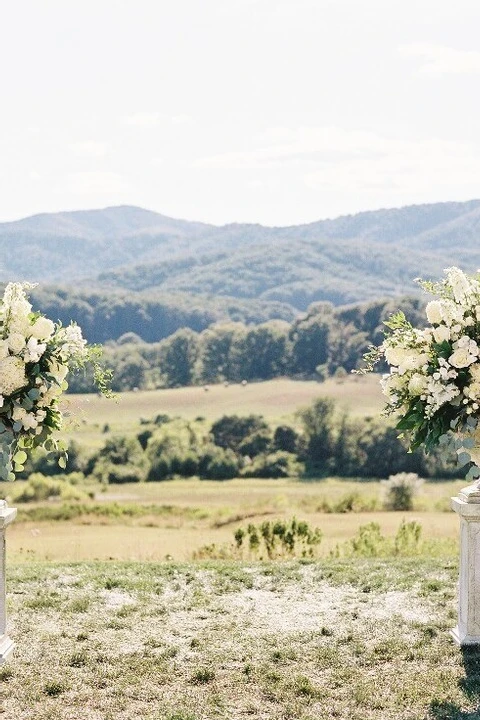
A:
[[3, 199, 480, 310]]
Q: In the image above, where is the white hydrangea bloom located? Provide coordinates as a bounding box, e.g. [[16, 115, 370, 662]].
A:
[[0, 356, 27, 395]]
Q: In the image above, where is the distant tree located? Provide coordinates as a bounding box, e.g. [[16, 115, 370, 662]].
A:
[[289, 304, 333, 375], [158, 328, 200, 387], [298, 397, 337, 473]]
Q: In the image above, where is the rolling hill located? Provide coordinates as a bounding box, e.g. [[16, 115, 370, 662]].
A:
[[3, 199, 480, 310]]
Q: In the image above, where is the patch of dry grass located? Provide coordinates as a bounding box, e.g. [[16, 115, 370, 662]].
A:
[[3, 477, 465, 562], [0, 557, 473, 720]]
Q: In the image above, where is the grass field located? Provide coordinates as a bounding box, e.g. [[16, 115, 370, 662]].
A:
[[5, 478, 463, 563], [62, 374, 384, 447], [3, 556, 476, 720], [1, 379, 474, 718]]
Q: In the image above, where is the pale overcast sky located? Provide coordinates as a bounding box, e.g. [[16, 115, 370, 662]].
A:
[[2, 0, 480, 225]]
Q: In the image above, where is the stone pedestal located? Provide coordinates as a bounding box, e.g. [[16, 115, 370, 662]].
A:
[[451, 485, 480, 645], [0, 500, 16, 663]]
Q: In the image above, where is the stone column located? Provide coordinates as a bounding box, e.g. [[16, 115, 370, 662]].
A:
[[451, 484, 480, 645], [0, 500, 16, 663]]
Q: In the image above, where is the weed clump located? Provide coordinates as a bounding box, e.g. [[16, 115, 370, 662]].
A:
[[382, 472, 423, 511]]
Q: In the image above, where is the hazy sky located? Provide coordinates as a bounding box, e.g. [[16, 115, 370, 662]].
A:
[[2, 0, 480, 225]]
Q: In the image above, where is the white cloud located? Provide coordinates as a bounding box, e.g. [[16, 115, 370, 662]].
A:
[[123, 112, 163, 128], [400, 43, 480, 74], [171, 114, 194, 126], [70, 141, 108, 158], [303, 134, 480, 202], [193, 125, 480, 216], [194, 126, 392, 170], [62, 171, 129, 195]]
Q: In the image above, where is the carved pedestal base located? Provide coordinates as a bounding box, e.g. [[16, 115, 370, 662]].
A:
[[0, 634, 14, 664], [451, 486, 480, 646], [0, 502, 17, 661]]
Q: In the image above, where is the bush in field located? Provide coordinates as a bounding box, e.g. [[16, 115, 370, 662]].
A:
[[92, 435, 147, 484], [10, 474, 89, 503], [273, 425, 299, 454], [234, 518, 322, 559], [146, 418, 210, 480], [240, 451, 302, 478], [237, 429, 272, 457], [199, 447, 239, 480], [382, 472, 423, 511], [335, 520, 424, 558], [100, 464, 145, 484], [211, 415, 268, 453]]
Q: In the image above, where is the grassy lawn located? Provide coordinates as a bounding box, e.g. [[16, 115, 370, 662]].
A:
[[2, 556, 476, 720]]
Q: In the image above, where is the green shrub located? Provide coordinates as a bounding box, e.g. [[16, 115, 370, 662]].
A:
[[382, 472, 423, 511], [234, 517, 322, 559], [200, 447, 239, 480], [211, 414, 268, 453], [101, 464, 145, 484], [240, 451, 302, 478], [273, 425, 299, 453], [10, 474, 88, 503], [237, 429, 272, 457]]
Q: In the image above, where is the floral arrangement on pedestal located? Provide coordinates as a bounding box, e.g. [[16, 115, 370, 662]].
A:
[[363, 266, 480, 482], [0, 282, 111, 480]]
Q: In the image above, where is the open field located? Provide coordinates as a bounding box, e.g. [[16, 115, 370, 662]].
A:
[[4, 478, 464, 563], [62, 375, 384, 446], [2, 556, 476, 720]]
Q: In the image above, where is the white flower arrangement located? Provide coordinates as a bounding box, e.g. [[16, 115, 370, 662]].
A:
[[362, 267, 480, 482], [0, 282, 112, 480]]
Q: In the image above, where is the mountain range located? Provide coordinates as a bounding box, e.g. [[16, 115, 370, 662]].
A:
[[4, 199, 480, 311]]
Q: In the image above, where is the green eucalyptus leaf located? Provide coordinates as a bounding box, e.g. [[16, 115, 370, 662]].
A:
[[13, 450, 27, 465]]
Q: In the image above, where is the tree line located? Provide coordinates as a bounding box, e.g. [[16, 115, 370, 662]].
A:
[[67, 295, 426, 392], [19, 397, 459, 483]]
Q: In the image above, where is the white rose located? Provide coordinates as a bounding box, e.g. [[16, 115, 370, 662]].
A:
[[426, 301, 443, 325], [433, 325, 450, 344], [24, 337, 46, 363], [30, 317, 55, 340], [7, 332, 26, 355], [380, 372, 405, 399], [398, 352, 429, 374], [449, 348, 477, 369], [408, 373, 427, 396], [445, 266, 473, 303], [408, 373, 427, 397], [384, 346, 411, 367]]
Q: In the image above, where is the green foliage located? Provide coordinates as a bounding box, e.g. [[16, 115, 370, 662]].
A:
[[240, 451, 302, 478], [199, 447, 239, 480], [234, 517, 322, 559], [211, 415, 268, 453], [237, 429, 272, 457], [9, 473, 88, 503], [339, 520, 424, 558], [382, 472, 423, 511], [297, 397, 337, 473], [91, 435, 147, 484], [273, 425, 299, 453]]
